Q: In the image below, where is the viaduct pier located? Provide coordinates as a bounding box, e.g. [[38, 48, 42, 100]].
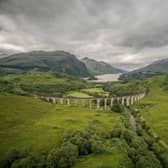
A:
[[40, 92, 145, 110]]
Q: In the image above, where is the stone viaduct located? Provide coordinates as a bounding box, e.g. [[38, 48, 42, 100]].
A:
[[40, 92, 145, 110]]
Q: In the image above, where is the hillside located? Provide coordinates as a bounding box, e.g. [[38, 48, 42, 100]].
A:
[[120, 58, 168, 79], [133, 75, 168, 144], [0, 72, 89, 97], [0, 51, 90, 77], [141, 59, 168, 72], [81, 57, 124, 75]]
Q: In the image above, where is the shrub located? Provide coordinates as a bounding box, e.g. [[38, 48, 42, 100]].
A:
[[126, 133, 162, 168], [63, 130, 90, 155], [89, 136, 105, 154], [136, 125, 143, 136], [141, 120, 150, 131], [111, 104, 125, 113], [36, 153, 47, 168], [159, 152, 168, 168], [62, 125, 106, 155], [122, 129, 135, 145], [47, 143, 78, 168], [110, 125, 123, 138], [128, 147, 137, 162], [151, 143, 165, 156], [135, 153, 162, 168], [0, 148, 28, 168], [11, 156, 36, 168]]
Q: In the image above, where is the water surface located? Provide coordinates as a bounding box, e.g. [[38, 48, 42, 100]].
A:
[[88, 73, 121, 83]]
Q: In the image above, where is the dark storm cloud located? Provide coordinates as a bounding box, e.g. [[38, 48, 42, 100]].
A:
[[0, 0, 168, 70]]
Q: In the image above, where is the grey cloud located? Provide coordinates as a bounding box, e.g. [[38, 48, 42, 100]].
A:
[[121, 24, 168, 49], [0, 0, 168, 70]]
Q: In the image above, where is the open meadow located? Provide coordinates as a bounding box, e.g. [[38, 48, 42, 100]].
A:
[[0, 94, 122, 156]]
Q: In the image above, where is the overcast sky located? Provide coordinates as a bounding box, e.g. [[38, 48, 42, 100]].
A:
[[0, 0, 168, 70]]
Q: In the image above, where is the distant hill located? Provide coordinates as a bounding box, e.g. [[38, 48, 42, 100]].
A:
[[0, 51, 90, 77], [0, 49, 18, 58], [120, 58, 168, 80], [136, 58, 168, 72], [81, 57, 125, 75]]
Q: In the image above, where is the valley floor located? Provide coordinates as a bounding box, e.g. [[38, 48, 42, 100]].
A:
[[1, 75, 168, 168], [0, 94, 121, 156]]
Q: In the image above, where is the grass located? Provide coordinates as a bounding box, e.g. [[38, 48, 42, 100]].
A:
[[133, 75, 168, 144], [64, 91, 92, 98], [0, 94, 122, 156], [81, 88, 109, 97], [64, 87, 108, 98]]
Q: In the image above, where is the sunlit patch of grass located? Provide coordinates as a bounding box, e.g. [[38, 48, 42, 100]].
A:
[[64, 91, 92, 98], [81, 88, 109, 97]]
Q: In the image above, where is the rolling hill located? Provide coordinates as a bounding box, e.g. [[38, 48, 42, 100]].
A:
[[81, 57, 124, 75], [120, 58, 168, 79], [0, 50, 90, 77]]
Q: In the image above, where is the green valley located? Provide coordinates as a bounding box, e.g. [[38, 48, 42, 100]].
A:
[[0, 54, 168, 168], [1, 1, 168, 167], [0, 94, 122, 156]]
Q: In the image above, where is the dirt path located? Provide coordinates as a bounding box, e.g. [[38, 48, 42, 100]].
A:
[[125, 108, 137, 133]]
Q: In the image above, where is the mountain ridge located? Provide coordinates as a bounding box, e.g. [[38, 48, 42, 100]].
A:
[[120, 58, 168, 79], [0, 50, 90, 77], [81, 57, 125, 75]]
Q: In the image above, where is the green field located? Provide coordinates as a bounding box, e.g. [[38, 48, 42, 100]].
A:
[[133, 75, 168, 144], [0, 94, 122, 156], [64, 91, 92, 98], [81, 88, 109, 97], [64, 87, 109, 98]]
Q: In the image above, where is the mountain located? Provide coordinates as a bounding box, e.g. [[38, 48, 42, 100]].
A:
[[0, 49, 18, 58], [81, 57, 125, 75], [0, 50, 90, 77], [120, 58, 168, 80], [136, 58, 168, 72]]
